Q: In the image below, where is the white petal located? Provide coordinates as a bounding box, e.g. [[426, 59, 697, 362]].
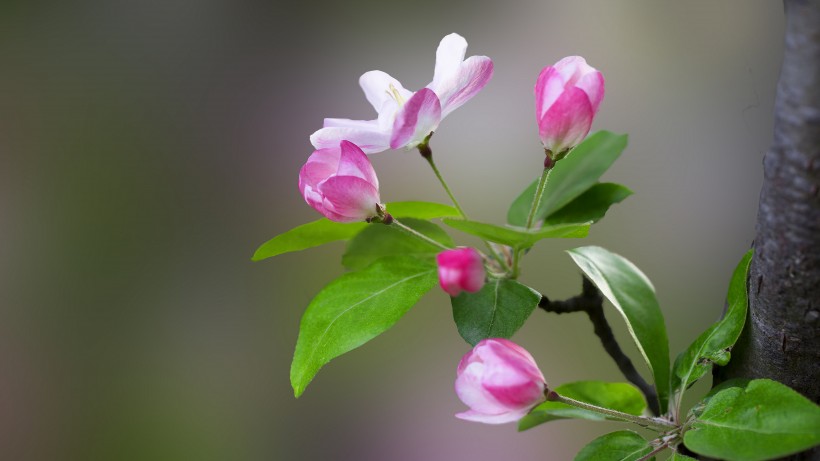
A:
[[431, 33, 468, 91], [310, 124, 391, 154], [359, 70, 411, 114]]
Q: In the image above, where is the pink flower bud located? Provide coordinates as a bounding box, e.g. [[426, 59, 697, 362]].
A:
[[436, 248, 485, 296], [535, 56, 605, 156], [455, 339, 547, 424], [298, 140, 381, 223]]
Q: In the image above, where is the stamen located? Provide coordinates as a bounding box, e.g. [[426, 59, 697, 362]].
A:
[[386, 83, 406, 105]]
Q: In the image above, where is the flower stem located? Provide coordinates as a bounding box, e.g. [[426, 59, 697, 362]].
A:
[[417, 140, 510, 271], [509, 164, 554, 278], [525, 166, 552, 229], [390, 219, 452, 251], [636, 444, 670, 461], [546, 391, 676, 432], [422, 152, 467, 219]]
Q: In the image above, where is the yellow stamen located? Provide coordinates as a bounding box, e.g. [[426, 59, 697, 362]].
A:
[[386, 83, 406, 105]]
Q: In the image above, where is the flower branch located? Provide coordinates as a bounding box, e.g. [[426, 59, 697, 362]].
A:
[[539, 276, 661, 416]]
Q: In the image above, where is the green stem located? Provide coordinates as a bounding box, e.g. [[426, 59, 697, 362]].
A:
[[509, 165, 553, 278], [547, 392, 677, 433], [423, 154, 467, 219], [390, 219, 452, 251], [636, 442, 670, 461], [417, 141, 509, 271], [525, 166, 552, 229]]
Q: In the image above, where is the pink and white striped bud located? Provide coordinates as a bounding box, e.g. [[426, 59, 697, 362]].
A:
[[455, 339, 547, 424], [436, 248, 485, 296], [298, 140, 382, 223], [535, 56, 605, 157]]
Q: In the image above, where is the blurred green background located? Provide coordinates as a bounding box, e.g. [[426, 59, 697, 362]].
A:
[[1, 0, 783, 459]]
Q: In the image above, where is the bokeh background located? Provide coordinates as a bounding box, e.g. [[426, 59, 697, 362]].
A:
[[1, 1, 784, 459]]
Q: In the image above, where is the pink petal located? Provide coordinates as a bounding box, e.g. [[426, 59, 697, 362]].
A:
[[455, 362, 506, 414], [338, 140, 379, 189], [538, 86, 594, 153], [359, 70, 412, 114], [484, 379, 546, 408], [317, 176, 380, 222], [437, 248, 485, 295], [553, 56, 592, 84], [535, 66, 565, 121], [298, 163, 324, 211], [434, 56, 494, 118], [298, 147, 341, 208], [438, 267, 464, 296], [299, 148, 340, 189], [475, 340, 546, 395], [575, 70, 605, 114], [310, 125, 390, 154], [390, 88, 442, 149]]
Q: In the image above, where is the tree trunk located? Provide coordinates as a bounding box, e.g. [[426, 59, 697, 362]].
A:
[[714, 0, 820, 459]]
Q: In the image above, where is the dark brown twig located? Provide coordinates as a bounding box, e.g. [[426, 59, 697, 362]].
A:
[[539, 276, 661, 416]]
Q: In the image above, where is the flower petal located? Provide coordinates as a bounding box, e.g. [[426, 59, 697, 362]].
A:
[[338, 140, 379, 189], [298, 147, 340, 208], [431, 33, 468, 91], [359, 70, 412, 114], [455, 361, 505, 414], [575, 70, 605, 114], [432, 56, 494, 118], [317, 176, 380, 222], [535, 66, 565, 121], [310, 123, 391, 154], [323, 118, 379, 129], [455, 408, 530, 425], [390, 88, 441, 149], [538, 86, 594, 153]]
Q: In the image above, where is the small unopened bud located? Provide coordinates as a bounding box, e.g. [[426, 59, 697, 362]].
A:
[[535, 56, 604, 155], [455, 339, 548, 424], [436, 248, 485, 296]]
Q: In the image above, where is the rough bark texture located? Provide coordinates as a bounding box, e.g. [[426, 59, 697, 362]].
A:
[[714, 0, 820, 459]]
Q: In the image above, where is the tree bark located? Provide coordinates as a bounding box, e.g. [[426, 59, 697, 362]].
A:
[[714, 0, 820, 459]]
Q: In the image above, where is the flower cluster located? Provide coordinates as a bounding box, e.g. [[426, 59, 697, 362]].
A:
[[293, 33, 604, 425]]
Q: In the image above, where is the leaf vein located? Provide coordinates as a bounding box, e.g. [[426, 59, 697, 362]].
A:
[[304, 268, 434, 371]]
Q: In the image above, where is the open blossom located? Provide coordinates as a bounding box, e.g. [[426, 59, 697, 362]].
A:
[[436, 248, 485, 296], [535, 56, 604, 156], [311, 33, 494, 154], [298, 140, 381, 223], [455, 339, 547, 424]]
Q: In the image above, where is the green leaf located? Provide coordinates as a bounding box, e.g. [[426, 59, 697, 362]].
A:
[[508, 131, 628, 226], [342, 218, 453, 270], [290, 256, 438, 397], [543, 183, 632, 225], [253, 219, 366, 261], [442, 218, 589, 250], [385, 201, 460, 219], [668, 453, 697, 461], [253, 201, 458, 261], [451, 279, 541, 345], [684, 379, 820, 461], [519, 381, 646, 431], [574, 431, 654, 461], [672, 250, 753, 398], [568, 246, 671, 413]]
